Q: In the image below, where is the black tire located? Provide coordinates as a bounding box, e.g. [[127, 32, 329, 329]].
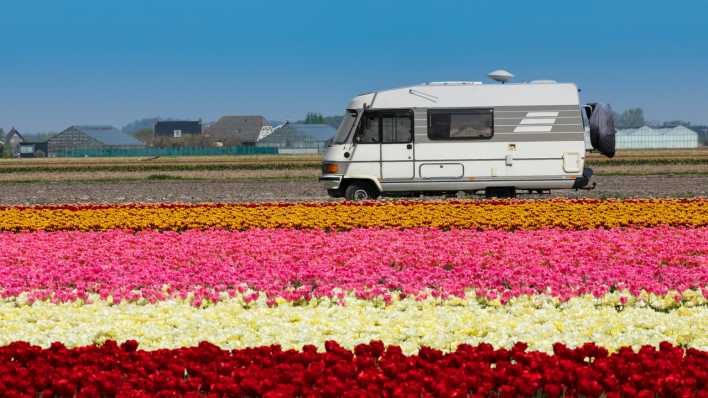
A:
[[344, 181, 379, 201], [327, 188, 343, 198], [588, 103, 617, 158], [485, 187, 516, 198]]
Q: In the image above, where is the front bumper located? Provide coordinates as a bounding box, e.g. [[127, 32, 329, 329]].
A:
[[319, 175, 343, 190]]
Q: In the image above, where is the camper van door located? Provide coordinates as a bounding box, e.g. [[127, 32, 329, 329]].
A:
[[380, 110, 414, 179], [351, 111, 383, 178]]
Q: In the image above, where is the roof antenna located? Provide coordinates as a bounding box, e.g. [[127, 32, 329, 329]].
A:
[[488, 69, 514, 84]]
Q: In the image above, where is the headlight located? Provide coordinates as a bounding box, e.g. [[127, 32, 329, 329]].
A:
[[323, 163, 339, 174]]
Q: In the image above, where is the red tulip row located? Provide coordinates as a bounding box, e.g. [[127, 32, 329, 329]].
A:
[[1, 341, 705, 398]]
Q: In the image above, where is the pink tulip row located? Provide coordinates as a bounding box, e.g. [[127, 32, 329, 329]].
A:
[[0, 227, 705, 304]]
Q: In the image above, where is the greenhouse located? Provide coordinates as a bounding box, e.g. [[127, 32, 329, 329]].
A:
[[257, 123, 336, 153], [614, 126, 700, 149]]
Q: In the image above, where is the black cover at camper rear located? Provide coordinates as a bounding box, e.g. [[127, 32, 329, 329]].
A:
[[573, 167, 594, 189], [589, 103, 616, 158]]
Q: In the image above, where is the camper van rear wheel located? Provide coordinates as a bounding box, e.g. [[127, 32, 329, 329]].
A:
[[344, 181, 379, 201]]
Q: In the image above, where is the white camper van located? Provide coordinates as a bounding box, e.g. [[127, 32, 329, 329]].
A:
[[320, 72, 615, 200]]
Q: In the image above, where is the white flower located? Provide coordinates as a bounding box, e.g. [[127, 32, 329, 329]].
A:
[[0, 295, 705, 354]]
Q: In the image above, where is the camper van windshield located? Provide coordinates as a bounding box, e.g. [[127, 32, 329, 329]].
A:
[[333, 110, 358, 144]]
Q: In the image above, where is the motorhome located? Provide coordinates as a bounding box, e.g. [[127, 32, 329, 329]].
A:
[[320, 71, 615, 200]]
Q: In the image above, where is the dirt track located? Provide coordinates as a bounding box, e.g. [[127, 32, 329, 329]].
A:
[[0, 175, 705, 205]]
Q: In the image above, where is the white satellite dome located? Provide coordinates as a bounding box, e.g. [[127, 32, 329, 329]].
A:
[[488, 69, 514, 84]]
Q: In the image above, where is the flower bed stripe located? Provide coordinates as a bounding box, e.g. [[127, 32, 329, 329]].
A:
[[1, 340, 705, 397], [3, 197, 699, 211], [1, 227, 705, 304], [0, 198, 705, 231], [1, 297, 705, 353]]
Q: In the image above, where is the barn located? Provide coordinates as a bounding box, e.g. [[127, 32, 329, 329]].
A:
[[48, 125, 145, 154], [203, 116, 271, 146], [19, 141, 49, 158], [4, 128, 24, 156], [154, 121, 202, 138]]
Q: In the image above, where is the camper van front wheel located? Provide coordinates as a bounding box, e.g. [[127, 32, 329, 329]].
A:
[[344, 181, 379, 201]]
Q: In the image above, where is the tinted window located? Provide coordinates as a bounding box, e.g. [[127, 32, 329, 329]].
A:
[[357, 113, 380, 143], [356, 110, 412, 144], [382, 113, 412, 143], [428, 109, 494, 140]]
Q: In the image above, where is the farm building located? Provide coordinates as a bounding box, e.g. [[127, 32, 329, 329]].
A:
[[48, 125, 145, 154], [203, 116, 271, 146], [616, 126, 700, 149], [19, 141, 49, 158], [257, 123, 336, 153], [154, 121, 202, 138], [4, 128, 24, 156]]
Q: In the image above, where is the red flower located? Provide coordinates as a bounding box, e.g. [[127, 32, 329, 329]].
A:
[[0, 340, 704, 397]]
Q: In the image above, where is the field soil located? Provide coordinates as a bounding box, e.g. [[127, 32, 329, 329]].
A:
[[0, 169, 317, 182], [1, 163, 706, 183], [0, 175, 705, 205]]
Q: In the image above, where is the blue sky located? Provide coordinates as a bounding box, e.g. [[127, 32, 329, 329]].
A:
[[1, 0, 707, 133]]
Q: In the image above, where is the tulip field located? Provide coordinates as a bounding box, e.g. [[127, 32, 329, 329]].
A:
[[0, 198, 706, 397]]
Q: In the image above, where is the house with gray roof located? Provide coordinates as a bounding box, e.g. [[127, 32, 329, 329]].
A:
[[5, 128, 25, 156], [48, 125, 145, 154], [203, 116, 270, 146]]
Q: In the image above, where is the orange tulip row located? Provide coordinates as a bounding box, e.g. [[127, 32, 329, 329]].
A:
[[0, 198, 705, 232]]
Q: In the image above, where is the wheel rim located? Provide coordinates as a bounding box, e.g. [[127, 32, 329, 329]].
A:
[[353, 189, 369, 200]]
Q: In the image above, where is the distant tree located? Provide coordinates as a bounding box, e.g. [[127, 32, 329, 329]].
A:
[[660, 120, 692, 128], [132, 128, 154, 145], [304, 112, 325, 124], [615, 108, 645, 129], [322, 115, 344, 129], [2, 144, 12, 158], [122, 117, 160, 135], [298, 114, 343, 128]]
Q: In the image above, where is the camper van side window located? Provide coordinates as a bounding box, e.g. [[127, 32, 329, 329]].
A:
[[428, 109, 494, 140], [356, 113, 381, 143], [381, 112, 413, 143]]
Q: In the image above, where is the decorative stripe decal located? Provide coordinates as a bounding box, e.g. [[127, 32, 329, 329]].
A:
[[526, 111, 559, 117], [513, 126, 553, 133], [520, 118, 557, 125]]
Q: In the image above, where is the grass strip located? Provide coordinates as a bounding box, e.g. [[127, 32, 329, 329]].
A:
[[586, 158, 708, 166]]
